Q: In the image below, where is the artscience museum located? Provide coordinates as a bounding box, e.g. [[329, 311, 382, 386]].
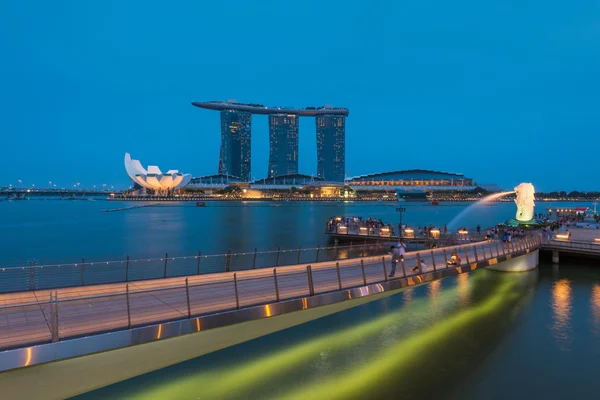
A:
[[124, 153, 192, 194]]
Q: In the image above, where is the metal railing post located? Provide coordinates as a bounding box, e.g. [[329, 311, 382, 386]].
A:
[[233, 273, 240, 310], [126, 255, 130, 282], [443, 249, 448, 266], [29, 260, 34, 291], [50, 291, 59, 342], [316, 245, 320, 262], [431, 250, 437, 271], [463, 246, 470, 264], [164, 253, 168, 278], [481, 245, 486, 260], [273, 268, 280, 302], [306, 265, 315, 296], [361, 259, 367, 286], [197, 251, 201, 275], [495, 241, 500, 257], [474, 244, 479, 262], [125, 284, 132, 329], [253, 248, 257, 269], [81, 258, 85, 285], [185, 278, 191, 318], [297, 246, 302, 264], [336, 262, 342, 290], [382, 257, 388, 281], [226, 250, 232, 272], [416, 253, 422, 273], [276, 246, 281, 266]]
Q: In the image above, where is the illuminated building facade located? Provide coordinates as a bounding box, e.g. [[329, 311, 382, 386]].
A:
[[268, 114, 299, 177], [316, 115, 345, 182], [219, 110, 252, 181], [192, 101, 349, 181]]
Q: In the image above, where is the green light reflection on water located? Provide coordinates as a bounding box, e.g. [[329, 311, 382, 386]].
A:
[[103, 271, 535, 400], [126, 275, 473, 400]]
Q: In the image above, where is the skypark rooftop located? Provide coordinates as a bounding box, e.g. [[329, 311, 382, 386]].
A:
[[192, 101, 349, 116]]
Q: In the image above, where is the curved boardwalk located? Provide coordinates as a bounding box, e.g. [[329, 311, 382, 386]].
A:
[[0, 239, 533, 351]]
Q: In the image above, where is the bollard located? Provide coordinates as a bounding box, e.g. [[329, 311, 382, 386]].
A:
[[273, 269, 280, 302], [336, 262, 342, 290], [382, 257, 388, 282], [297, 246, 302, 264], [126, 284, 132, 329], [126, 255, 130, 282], [253, 248, 257, 269], [431, 250, 437, 271], [164, 253, 168, 278], [81, 258, 85, 286], [233, 273, 240, 310], [316, 245, 320, 262], [225, 250, 232, 272], [401, 256, 407, 278], [307, 265, 315, 296], [50, 291, 59, 342], [416, 253, 422, 273], [185, 278, 191, 318], [361, 259, 367, 286], [276, 246, 281, 266]]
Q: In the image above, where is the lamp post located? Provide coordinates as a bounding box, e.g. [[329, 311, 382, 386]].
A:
[[396, 207, 406, 238]]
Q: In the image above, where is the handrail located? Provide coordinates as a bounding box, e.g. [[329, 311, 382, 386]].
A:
[[0, 236, 541, 314]]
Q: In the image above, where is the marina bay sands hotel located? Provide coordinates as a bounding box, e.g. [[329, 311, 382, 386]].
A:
[[192, 100, 349, 182]]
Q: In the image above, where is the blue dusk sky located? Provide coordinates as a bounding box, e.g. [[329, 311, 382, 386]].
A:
[[1, 1, 599, 192]]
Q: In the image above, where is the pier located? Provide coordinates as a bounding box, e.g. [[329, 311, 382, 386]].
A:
[[0, 235, 542, 372], [540, 227, 600, 262]]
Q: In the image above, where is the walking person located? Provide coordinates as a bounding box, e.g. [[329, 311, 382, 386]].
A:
[[388, 245, 401, 277]]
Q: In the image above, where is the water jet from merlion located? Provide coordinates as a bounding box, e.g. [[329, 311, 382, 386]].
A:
[[447, 182, 539, 229]]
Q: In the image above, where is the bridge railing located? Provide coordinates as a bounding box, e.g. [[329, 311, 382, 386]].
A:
[[0, 235, 543, 351], [0, 241, 410, 293], [542, 238, 600, 251]]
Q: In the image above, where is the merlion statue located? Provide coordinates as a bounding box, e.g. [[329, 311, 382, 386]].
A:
[[514, 183, 535, 221]]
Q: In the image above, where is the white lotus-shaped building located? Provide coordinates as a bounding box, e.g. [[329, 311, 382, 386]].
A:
[[124, 153, 192, 192]]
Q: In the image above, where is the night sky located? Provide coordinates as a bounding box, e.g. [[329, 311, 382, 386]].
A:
[[2, 1, 599, 191]]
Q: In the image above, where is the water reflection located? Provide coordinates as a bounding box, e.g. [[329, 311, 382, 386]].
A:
[[551, 279, 572, 349], [591, 284, 600, 336], [457, 273, 471, 308]]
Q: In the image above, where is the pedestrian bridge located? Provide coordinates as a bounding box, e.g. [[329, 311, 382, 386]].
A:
[[0, 235, 541, 373]]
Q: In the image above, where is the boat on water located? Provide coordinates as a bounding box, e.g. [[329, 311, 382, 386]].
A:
[[431, 201, 439, 206], [395, 188, 429, 202], [196, 201, 206, 207]]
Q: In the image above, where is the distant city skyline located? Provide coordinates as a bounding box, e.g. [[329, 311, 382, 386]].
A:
[[2, 1, 600, 191]]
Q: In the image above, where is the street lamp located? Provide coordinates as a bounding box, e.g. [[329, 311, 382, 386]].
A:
[[396, 207, 406, 238]]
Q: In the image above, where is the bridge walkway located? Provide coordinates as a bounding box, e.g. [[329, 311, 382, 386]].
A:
[[0, 238, 536, 351]]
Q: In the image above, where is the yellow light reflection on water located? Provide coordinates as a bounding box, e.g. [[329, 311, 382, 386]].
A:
[[428, 280, 441, 301], [592, 284, 600, 336], [551, 279, 572, 347], [457, 273, 470, 308]]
